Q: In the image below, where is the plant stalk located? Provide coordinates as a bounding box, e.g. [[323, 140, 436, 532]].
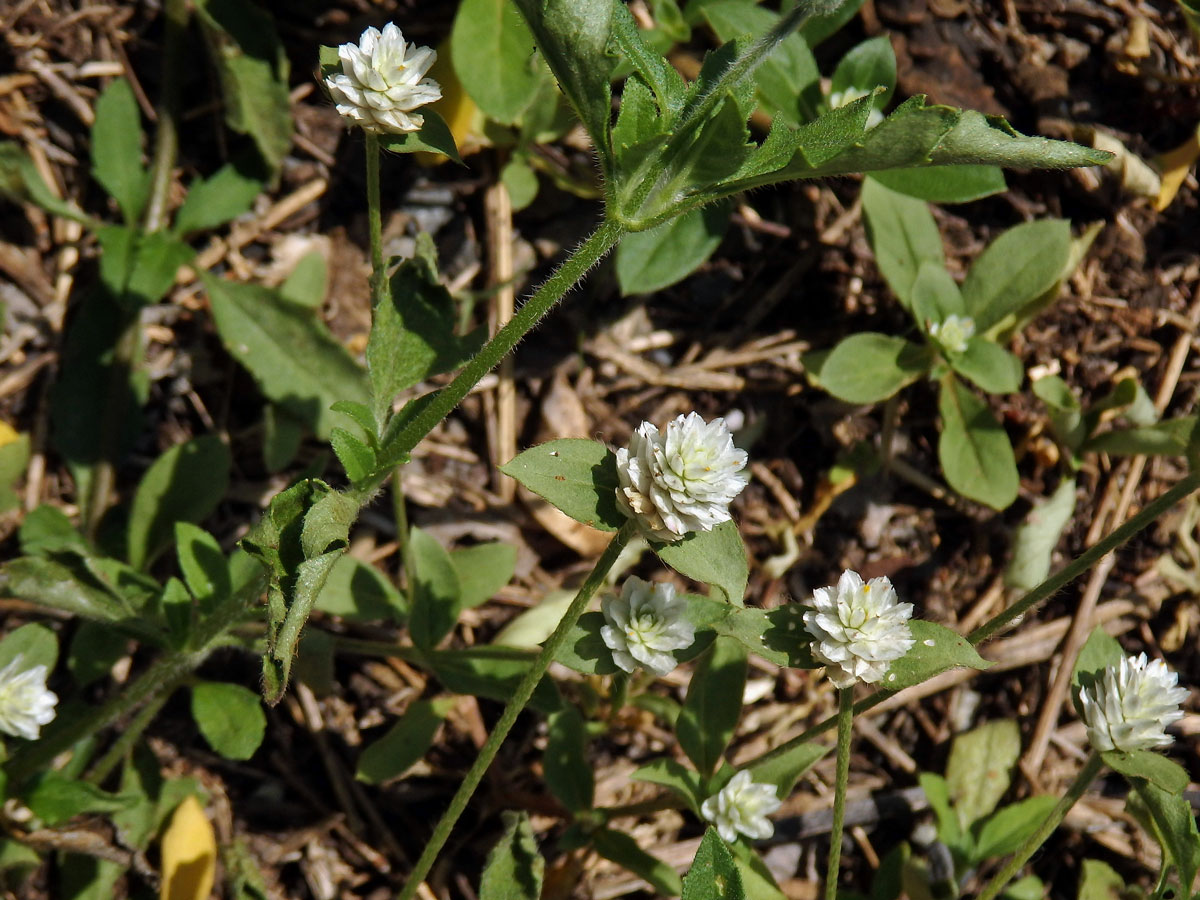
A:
[[84, 671, 188, 785], [975, 753, 1103, 900], [388, 220, 623, 458], [395, 521, 637, 900], [824, 687, 854, 900]]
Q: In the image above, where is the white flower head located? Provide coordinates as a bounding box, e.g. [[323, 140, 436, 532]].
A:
[[324, 23, 442, 134], [600, 577, 695, 675], [828, 87, 884, 129], [0, 654, 58, 741], [615, 412, 750, 543], [803, 570, 914, 688], [928, 315, 975, 354], [1079, 653, 1188, 753], [700, 770, 782, 843]]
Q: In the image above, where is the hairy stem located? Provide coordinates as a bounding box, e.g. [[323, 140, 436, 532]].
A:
[[84, 671, 188, 785], [825, 687, 854, 900], [975, 753, 1102, 900], [388, 220, 623, 458], [395, 522, 637, 900]]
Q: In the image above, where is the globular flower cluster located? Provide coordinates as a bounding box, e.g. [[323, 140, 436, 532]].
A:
[[0, 655, 58, 741], [601, 577, 695, 676], [803, 570, 914, 688], [1079, 653, 1188, 753], [324, 23, 442, 134], [615, 413, 750, 543], [700, 771, 782, 843], [928, 315, 975, 354]]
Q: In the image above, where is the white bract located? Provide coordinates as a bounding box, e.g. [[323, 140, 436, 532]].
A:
[[828, 87, 884, 129], [325, 23, 442, 134], [0, 655, 58, 741], [700, 770, 782, 843], [600, 577, 695, 675], [803, 570, 914, 688], [615, 412, 750, 542], [1079, 653, 1188, 753], [928, 314, 975, 354]]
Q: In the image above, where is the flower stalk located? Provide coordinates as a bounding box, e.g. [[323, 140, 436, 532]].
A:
[[825, 687, 854, 900]]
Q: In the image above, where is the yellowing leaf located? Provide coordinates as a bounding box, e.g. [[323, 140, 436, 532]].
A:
[[160, 795, 216, 900], [1155, 124, 1200, 211], [0, 420, 19, 449], [416, 41, 489, 165]]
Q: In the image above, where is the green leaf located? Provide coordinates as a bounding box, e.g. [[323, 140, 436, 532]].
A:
[[0, 556, 134, 625], [451, 0, 545, 124], [173, 162, 262, 236], [479, 811, 544, 900], [90, 79, 149, 224], [175, 522, 230, 611], [421, 647, 561, 714], [869, 165, 1006, 204], [191, 681, 266, 760], [26, 774, 137, 826], [0, 141, 98, 226], [356, 697, 455, 784], [407, 527, 464, 650], [883, 620, 990, 690], [593, 829, 683, 896], [1077, 859, 1125, 900], [949, 338, 1024, 395], [632, 758, 705, 814], [1002, 875, 1045, 900], [745, 741, 829, 797], [1084, 417, 1196, 457], [962, 220, 1071, 331], [616, 202, 731, 295], [918, 772, 962, 847], [973, 796, 1058, 861], [314, 553, 405, 623], [512, 0, 614, 174], [945, 719, 1020, 829], [655, 521, 748, 604], [1130, 779, 1200, 892], [19, 504, 88, 557], [367, 251, 484, 424], [127, 435, 231, 570], [911, 261, 965, 326], [378, 110, 464, 165], [0, 430, 30, 514], [701, 1, 820, 125], [1005, 478, 1077, 591], [499, 439, 624, 531], [451, 543, 517, 609], [262, 403, 305, 473], [937, 375, 1019, 510], [202, 274, 370, 440], [1102, 750, 1189, 794], [554, 610, 621, 675], [279, 251, 328, 309], [861, 176, 943, 308], [1071, 626, 1125, 717], [678, 636, 747, 775], [831, 35, 896, 111], [0, 623, 58, 672], [193, 0, 292, 171], [330, 428, 376, 483], [544, 707, 593, 813], [66, 621, 129, 687], [500, 158, 540, 211], [1033, 375, 1085, 451], [811, 333, 933, 404], [682, 829, 745, 900], [799, 0, 866, 47]]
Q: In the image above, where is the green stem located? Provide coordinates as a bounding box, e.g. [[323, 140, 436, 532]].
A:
[[396, 521, 636, 900], [388, 220, 623, 458], [967, 470, 1200, 645], [84, 672, 188, 785], [365, 132, 385, 293], [608, 672, 628, 722], [143, 0, 187, 233], [825, 687, 854, 900], [975, 753, 1102, 900], [750, 471, 1200, 768]]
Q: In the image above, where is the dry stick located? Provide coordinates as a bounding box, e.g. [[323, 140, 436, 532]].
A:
[[1022, 285, 1200, 773], [484, 165, 517, 501]]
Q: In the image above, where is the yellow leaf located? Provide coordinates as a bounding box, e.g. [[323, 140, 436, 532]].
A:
[[415, 40, 489, 165], [0, 420, 19, 449], [1154, 124, 1200, 212], [159, 795, 216, 900]]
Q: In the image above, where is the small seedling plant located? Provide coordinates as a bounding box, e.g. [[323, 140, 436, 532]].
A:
[[1, 0, 1197, 899]]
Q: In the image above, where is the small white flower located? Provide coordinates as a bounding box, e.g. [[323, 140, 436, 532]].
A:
[[0, 655, 58, 741], [600, 577, 695, 675], [615, 413, 750, 543], [1079, 653, 1188, 753], [803, 570, 914, 688], [928, 315, 975, 354], [700, 770, 782, 843], [828, 87, 884, 129], [324, 23, 442, 134]]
